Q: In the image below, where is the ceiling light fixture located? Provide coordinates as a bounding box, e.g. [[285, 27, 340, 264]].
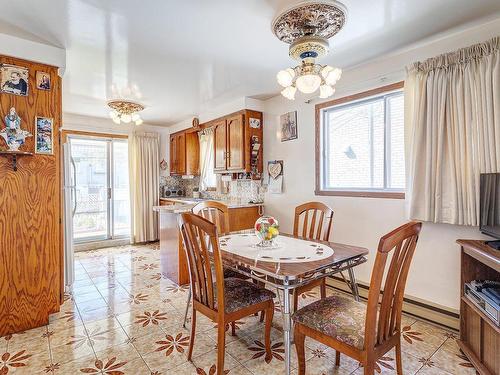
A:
[[108, 100, 145, 126], [272, 0, 347, 100]]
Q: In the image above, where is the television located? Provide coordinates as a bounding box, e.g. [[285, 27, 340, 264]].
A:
[[480, 173, 500, 250]]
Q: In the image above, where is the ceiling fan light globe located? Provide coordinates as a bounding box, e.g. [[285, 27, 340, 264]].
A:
[[276, 69, 295, 87], [121, 114, 132, 123], [319, 84, 335, 99], [321, 65, 334, 79], [281, 86, 297, 100], [296, 74, 321, 94], [131, 113, 140, 122], [112, 116, 121, 124], [135, 118, 144, 126], [325, 67, 342, 86]]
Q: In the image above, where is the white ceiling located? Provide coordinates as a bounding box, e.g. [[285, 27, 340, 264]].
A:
[[0, 0, 499, 126]]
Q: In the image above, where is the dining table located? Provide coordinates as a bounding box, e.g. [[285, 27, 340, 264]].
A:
[[217, 232, 369, 375]]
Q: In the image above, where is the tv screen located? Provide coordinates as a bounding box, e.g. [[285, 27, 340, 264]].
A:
[[480, 173, 500, 240]]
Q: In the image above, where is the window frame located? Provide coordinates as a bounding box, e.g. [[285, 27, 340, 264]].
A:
[[314, 81, 405, 199]]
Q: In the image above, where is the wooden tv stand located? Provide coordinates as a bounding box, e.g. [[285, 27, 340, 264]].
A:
[[456, 240, 499, 375]]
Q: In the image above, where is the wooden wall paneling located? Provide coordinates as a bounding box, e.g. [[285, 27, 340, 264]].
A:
[[0, 55, 62, 336]]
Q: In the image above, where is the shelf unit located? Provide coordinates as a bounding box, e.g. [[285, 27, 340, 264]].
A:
[[456, 239, 499, 375], [0, 150, 33, 171]]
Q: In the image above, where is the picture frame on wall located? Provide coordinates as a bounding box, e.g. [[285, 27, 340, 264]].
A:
[[35, 116, 54, 155], [36, 71, 51, 90], [0, 64, 29, 96], [280, 111, 297, 142]]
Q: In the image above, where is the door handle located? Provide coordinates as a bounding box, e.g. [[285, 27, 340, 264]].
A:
[[71, 157, 77, 216]]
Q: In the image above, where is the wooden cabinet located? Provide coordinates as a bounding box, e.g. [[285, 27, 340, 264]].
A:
[[0, 56, 62, 336], [226, 114, 245, 170], [169, 134, 177, 174], [170, 130, 199, 176], [214, 120, 227, 172], [456, 240, 499, 375], [206, 109, 263, 175]]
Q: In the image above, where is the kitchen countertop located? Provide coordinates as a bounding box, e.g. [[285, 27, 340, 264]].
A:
[[153, 197, 264, 213]]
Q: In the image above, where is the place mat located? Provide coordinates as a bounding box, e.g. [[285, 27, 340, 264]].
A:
[[219, 233, 334, 263]]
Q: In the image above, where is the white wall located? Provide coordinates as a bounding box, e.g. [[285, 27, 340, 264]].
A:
[[0, 32, 66, 73], [261, 18, 500, 311]]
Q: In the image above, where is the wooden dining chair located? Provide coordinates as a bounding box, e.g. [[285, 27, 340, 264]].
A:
[[178, 212, 275, 375], [192, 200, 231, 235], [293, 221, 422, 375], [183, 201, 251, 328], [292, 202, 334, 311]]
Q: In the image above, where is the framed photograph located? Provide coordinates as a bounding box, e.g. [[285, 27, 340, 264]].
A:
[[36, 71, 51, 90], [35, 116, 54, 155], [0, 64, 29, 96], [280, 111, 298, 142]]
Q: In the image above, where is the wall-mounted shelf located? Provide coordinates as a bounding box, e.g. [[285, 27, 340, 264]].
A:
[[0, 150, 34, 171]]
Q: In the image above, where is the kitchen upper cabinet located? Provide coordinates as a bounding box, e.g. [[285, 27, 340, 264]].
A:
[[214, 119, 227, 172], [226, 114, 245, 171], [170, 134, 178, 174], [205, 109, 263, 175], [170, 131, 199, 176]]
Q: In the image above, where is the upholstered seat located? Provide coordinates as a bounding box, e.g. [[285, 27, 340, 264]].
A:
[[292, 294, 367, 350], [223, 267, 249, 279], [217, 278, 276, 313]]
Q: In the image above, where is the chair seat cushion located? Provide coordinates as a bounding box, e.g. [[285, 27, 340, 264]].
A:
[[223, 267, 249, 279], [217, 278, 275, 313], [292, 295, 367, 350]]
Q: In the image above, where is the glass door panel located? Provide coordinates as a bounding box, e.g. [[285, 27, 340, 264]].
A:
[[70, 138, 109, 242], [112, 140, 130, 237]]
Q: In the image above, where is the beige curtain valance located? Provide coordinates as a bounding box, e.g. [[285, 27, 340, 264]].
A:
[[408, 37, 499, 73]]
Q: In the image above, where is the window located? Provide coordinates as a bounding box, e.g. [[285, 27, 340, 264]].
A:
[[316, 83, 405, 198]]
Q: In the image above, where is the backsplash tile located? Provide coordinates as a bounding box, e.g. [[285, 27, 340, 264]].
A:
[[160, 175, 264, 203]]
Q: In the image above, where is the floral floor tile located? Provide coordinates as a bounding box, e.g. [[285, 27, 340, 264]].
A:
[[141, 348, 189, 372], [13, 243, 469, 375], [94, 341, 143, 364], [191, 349, 240, 372], [131, 331, 177, 356], [87, 326, 130, 352], [428, 339, 478, 375]]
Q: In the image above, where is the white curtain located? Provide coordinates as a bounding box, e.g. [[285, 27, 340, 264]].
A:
[[405, 36, 500, 225], [198, 127, 216, 191], [129, 132, 160, 243]]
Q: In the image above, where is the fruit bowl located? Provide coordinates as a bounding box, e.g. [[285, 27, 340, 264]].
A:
[[254, 216, 279, 248]]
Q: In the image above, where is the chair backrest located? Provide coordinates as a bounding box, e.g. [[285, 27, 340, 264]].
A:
[[293, 202, 334, 241], [178, 212, 225, 314], [192, 201, 230, 235], [364, 221, 422, 350]]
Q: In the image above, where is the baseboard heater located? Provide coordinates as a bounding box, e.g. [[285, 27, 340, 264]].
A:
[[326, 276, 460, 331]]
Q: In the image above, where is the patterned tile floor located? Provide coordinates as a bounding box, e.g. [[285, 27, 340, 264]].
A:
[[0, 243, 477, 374]]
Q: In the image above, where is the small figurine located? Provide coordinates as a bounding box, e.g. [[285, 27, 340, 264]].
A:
[[0, 107, 32, 151]]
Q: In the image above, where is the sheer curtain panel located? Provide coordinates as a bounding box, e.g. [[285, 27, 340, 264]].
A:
[[129, 132, 160, 242], [198, 127, 216, 191]]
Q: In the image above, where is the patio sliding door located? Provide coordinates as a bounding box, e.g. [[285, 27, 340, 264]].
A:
[[67, 135, 130, 243]]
